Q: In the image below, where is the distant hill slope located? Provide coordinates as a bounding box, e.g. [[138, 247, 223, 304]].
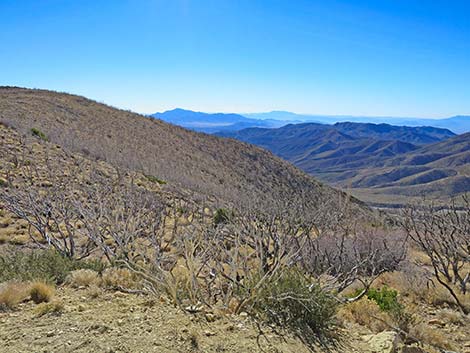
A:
[[152, 108, 286, 133], [0, 87, 366, 219], [333, 122, 455, 144], [218, 122, 468, 206]]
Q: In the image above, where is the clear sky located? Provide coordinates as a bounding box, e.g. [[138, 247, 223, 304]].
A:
[[1, 0, 469, 117]]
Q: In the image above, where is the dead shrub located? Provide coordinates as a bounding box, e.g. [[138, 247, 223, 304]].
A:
[[29, 281, 54, 304], [101, 268, 138, 290], [66, 269, 100, 288], [424, 282, 470, 312], [337, 297, 390, 333], [436, 309, 468, 326], [409, 322, 453, 350]]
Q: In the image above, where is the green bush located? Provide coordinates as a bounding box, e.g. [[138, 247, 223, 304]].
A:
[[213, 208, 231, 225], [0, 248, 106, 284], [248, 268, 337, 346], [31, 127, 48, 141], [144, 174, 167, 185], [361, 285, 411, 330], [365, 286, 401, 312]]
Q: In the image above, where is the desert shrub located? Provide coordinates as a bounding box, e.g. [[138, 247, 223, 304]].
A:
[[101, 268, 138, 289], [365, 286, 401, 313], [362, 286, 411, 330], [337, 297, 390, 333], [31, 127, 48, 141], [0, 248, 105, 284], [66, 269, 100, 288], [86, 285, 102, 299], [0, 282, 30, 310], [34, 301, 64, 317], [213, 208, 231, 225], [144, 174, 167, 185], [247, 268, 337, 346], [29, 281, 54, 304]]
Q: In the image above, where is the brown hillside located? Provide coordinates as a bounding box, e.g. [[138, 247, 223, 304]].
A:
[[0, 87, 367, 218]]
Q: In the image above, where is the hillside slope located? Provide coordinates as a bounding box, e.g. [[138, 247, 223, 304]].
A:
[[346, 133, 470, 205], [0, 87, 363, 218]]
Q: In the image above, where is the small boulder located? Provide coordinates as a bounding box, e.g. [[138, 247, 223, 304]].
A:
[[428, 318, 445, 327], [363, 331, 399, 353]]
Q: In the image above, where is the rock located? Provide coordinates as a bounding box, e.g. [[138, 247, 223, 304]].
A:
[[428, 318, 445, 327], [184, 305, 203, 313], [205, 313, 217, 322], [363, 331, 398, 353], [401, 346, 426, 353], [204, 330, 216, 337], [0, 177, 8, 186]]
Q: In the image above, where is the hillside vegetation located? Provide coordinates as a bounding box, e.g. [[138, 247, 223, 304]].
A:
[[0, 87, 366, 218]]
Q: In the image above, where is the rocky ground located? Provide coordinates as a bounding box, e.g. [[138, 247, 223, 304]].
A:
[[0, 286, 418, 353]]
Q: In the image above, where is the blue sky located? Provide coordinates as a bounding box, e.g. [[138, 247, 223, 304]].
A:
[[1, 0, 469, 117]]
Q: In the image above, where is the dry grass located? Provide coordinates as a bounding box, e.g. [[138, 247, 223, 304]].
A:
[[337, 298, 391, 333], [29, 281, 55, 304], [86, 285, 102, 299], [34, 300, 64, 317], [0, 282, 30, 309], [409, 322, 453, 350], [66, 269, 100, 288], [101, 268, 138, 289], [436, 309, 468, 326], [374, 270, 424, 303]]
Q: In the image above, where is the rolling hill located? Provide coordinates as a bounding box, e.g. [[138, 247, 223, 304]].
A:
[[0, 87, 366, 219], [218, 122, 468, 206]]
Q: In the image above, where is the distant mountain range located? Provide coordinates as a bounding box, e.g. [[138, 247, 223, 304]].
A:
[[151, 108, 286, 133], [244, 112, 470, 134], [151, 108, 469, 206], [154, 109, 470, 134], [218, 122, 469, 207]]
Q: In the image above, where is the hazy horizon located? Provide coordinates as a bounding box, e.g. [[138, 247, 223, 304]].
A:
[[152, 107, 467, 120]]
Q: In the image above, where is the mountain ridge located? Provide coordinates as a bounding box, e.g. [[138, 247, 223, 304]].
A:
[[244, 111, 470, 134], [217, 123, 469, 206]]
